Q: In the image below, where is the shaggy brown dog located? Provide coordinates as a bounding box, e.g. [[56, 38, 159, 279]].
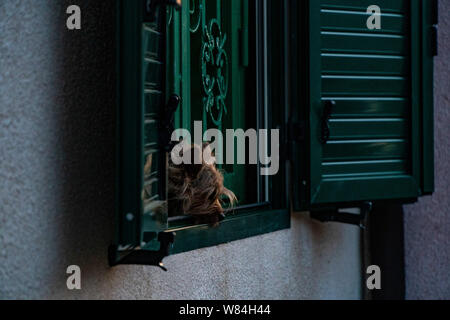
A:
[[168, 144, 236, 226], [143, 144, 236, 226]]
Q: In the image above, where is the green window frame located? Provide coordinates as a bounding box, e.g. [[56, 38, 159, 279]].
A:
[[111, 0, 435, 266], [111, 0, 290, 265]]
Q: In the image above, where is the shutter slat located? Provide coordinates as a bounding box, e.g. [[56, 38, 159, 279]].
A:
[[320, 0, 408, 14], [322, 31, 407, 55], [322, 53, 407, 76], [322, 159, 408, 178], [322, 97, 408, 118], [321, 9, 407, 34], [323, 139, 408, 162], [329, 118, 408, 140], [322, 75, 408, 97]]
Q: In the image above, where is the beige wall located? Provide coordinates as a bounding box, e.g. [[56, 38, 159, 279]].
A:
[[403, 0, 450, 300], [0, 0, 362, 300]]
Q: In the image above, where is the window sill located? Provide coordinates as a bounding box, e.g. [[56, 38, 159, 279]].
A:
[[166, 208, 290, 255]]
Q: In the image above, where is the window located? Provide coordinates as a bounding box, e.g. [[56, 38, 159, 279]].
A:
[[164, 0, 290, 255], [110, 0, 435, 267]]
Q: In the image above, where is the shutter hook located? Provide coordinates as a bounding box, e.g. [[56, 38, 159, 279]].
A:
[[320, 100, 335, 144]]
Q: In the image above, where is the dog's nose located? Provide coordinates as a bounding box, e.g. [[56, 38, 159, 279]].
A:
[[218, 213, 226, 222]]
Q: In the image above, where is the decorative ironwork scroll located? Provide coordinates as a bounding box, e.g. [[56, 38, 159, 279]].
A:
[[201, 18, 228, 126], [189, 0, 202, 33]]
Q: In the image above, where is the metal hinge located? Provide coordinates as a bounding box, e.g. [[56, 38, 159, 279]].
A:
[[109, 232, 176, 271], [310, 202, 373, 229]]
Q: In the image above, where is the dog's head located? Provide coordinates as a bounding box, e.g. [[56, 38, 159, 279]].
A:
[[168, 144, 236, 226]]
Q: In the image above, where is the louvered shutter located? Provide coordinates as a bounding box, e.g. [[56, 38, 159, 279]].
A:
[[115, 0, 169, 250], [306, 0, 432, 206]]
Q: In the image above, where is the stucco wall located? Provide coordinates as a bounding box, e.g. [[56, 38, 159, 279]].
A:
[[403, 0, 450, 300], [0, 1, 362, 299]]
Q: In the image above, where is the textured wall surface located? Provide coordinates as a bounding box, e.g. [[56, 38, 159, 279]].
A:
[[403, 0, 450, 300], [0, 1, 362, 300]]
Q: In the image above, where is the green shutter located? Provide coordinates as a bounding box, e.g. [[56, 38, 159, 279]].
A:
[[115, 0, 169, 250], [305, 0, 428, 206]]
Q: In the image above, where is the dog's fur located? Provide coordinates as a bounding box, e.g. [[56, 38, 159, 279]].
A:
[[143, 144, 236, 226], [168, 144, 236, 225]]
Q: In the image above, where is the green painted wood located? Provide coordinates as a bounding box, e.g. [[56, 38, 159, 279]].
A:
[[421, 0, 436, 194], [323, 139, 408, 161], [115, 1, 170, 250], [321, 9, 407, 34], [322, 97, 409, 118], [320, 0, 408, 13], [305, 0, 423, 206], [308, 0, 324, 208], [410, 0, 422, 195], [180, 2, 192, 130], [311, 175, 420, 204], [240, 0, 249, 66], [116, 0, 145, 247], [322, 159, 408, 178], [322, 53, 407, 76], [321, 32, 407, 55], [143, 119, 158, 148], [168, 209, 290, 255], [222, 0, 247, 203], [289, 0, 310, 212], [322, 75, 408, 97], [168, 7, 182, 129], [328, 118, 408, 140], [141, 18, 169, 241]]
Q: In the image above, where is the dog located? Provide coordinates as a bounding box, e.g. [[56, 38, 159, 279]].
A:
[[143, 143, 236, 226]]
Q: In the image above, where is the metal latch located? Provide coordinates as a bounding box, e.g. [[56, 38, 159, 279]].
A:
[[320, 100, 335, 144]]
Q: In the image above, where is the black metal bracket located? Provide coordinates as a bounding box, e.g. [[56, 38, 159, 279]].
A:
[[310, 202, 372, 229], [320, 100, 335, 144], [109, 232, 176, 271]]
